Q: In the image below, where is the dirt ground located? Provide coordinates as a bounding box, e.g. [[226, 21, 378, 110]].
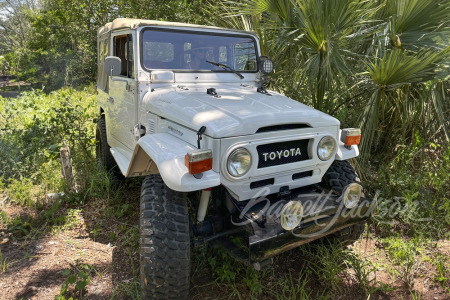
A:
[[0, 189, 449, 300]]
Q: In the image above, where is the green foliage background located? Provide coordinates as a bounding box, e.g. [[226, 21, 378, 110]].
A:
[[0, 1, 449, 297], [0, 0, 449, 237], [0, 0, 211, 89]]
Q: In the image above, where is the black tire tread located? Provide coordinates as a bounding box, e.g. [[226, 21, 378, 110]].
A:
[[96, 118, 117, 172], [140, 175, 190, 300], [321, 160, 357, 194], [322, 160, 365, 245]]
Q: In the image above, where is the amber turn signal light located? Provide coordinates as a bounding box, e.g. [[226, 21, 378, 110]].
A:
[[185, 149, 213, 175], [341, 128, 361, 146]]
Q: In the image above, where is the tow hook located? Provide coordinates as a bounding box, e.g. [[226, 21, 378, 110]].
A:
[[278, 186, 291, 201]]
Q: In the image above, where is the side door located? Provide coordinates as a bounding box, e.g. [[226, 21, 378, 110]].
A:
[[107, 32, 137, 151]]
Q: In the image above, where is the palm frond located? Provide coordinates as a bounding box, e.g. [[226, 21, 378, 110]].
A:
[[366, 47, 450, 88], [431, 81, 450, 141], [383, 0, 450, 51]]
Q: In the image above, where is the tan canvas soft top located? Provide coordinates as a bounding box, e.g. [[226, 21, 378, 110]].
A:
[[97, 18, 257, 37]]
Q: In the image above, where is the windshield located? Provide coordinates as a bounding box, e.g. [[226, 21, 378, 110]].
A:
[[141, 29, 258, 72]]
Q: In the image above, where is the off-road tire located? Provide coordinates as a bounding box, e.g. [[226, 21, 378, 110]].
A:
[[321, 160, 357, 194], [95, 118, 117, 173], [321, 160, 365, 245], [140, 175, 190, 300]]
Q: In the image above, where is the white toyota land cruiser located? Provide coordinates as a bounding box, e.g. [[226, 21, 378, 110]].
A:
[[96, 18, 375, 299]]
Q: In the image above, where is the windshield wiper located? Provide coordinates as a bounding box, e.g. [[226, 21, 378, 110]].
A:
[[206, 60, 244, 79]]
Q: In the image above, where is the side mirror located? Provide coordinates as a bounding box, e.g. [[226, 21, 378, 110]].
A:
[[104, 56, 122, 76]]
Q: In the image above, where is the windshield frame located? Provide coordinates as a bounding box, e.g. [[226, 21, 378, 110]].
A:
[[139, 27, 260, 74]]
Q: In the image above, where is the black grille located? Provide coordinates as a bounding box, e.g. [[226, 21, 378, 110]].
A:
[[292, 170, 313, 180], [256, 124, 311, 133], [250, 178, 274, 189], [257, 139, 310, 168]]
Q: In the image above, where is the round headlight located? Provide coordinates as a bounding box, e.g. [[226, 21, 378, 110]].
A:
[[317, 136, 336, 161], [259, 57, 274, 74], [227, 148, 252, 177], [342, 183, 362, 209], [280, 201, 304, 231]]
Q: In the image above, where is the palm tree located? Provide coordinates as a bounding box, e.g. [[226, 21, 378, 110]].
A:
[[359, 0, 450, 158], [206, 0, 449, 161], [211, 0, 381, 113]]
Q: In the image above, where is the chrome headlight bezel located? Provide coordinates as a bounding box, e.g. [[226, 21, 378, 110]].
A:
[[227, 147, 252, 177], [317, 136, 337, 161]]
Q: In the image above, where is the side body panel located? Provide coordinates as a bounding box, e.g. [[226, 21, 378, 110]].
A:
[[107, 30, 138, 151]]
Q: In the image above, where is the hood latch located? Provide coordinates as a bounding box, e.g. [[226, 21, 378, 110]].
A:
[[207, 88, 221, 98], [197, 126, 207, 149], [257, 86, 272, 96]]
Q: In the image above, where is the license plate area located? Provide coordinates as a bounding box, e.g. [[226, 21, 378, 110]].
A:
[[257, 139, 311, 168]]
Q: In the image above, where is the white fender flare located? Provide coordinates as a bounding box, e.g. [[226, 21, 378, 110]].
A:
[[127, 133, 220, 192], [335, 129, 360, 160]]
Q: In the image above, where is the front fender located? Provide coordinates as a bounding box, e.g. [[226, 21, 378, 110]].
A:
[[335, 129, 359, 160], [128, 133, 220, 192]]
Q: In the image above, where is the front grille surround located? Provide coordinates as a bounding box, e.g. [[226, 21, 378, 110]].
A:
[[219, 126, 339, 200], [256, 139, 311, 168], [220, 127, 338, 183]]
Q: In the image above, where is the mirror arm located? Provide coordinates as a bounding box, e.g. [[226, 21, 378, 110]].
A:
[[109, 68, 130, 90]]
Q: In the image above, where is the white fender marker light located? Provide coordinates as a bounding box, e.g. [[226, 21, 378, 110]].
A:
[[341, 128, 361, 146], [185, 149, 213, 175]]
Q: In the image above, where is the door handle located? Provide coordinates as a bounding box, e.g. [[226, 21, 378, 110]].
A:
[[108, 97, 114, 104]]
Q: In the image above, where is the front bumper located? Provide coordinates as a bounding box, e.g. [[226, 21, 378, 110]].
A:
[[218, 187, 376, 264]]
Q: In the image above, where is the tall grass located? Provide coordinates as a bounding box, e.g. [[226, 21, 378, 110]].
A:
[[0, 85, 97, 194]]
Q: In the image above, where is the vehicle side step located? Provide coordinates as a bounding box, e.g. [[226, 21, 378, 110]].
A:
[[110, 147, 131, 175]]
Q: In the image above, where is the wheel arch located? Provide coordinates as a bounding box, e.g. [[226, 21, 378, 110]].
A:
[[122, 133, 221, 192]]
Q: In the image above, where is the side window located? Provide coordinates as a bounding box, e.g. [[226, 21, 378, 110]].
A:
[[233, 42, 257, 71], [114, 34, 134, 78], [97, 35, 109, 90]]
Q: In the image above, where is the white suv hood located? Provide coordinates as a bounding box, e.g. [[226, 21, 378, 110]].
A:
[[142, 86, 339, 138]]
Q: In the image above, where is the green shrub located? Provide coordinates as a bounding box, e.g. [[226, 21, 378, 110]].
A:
[[7, 178, 34, 206], [0, 177, 5, 192], [432, 254, 449, 291], [0, 86, 97, 197], [383, 236, 424, 288], [369, 134, 450, 239]]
